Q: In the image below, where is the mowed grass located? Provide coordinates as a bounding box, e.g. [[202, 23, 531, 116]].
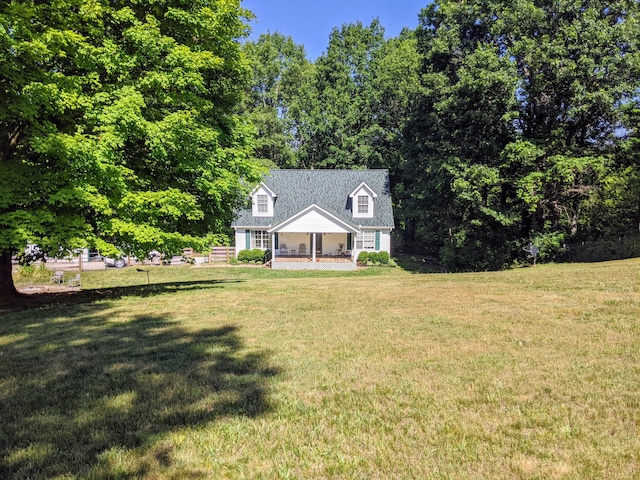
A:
[[1, 260, 639, 479]]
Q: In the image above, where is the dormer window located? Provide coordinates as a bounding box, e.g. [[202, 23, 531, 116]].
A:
[[350, 182, 377, 219], [357, 195, 369, 214], [257, 195, 268, 213], [251, 183, 277, 217]]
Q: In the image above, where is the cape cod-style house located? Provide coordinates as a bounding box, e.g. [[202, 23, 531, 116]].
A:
[[231, 169, 394, 270]]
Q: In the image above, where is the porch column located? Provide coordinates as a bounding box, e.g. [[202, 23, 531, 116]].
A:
[[312, 233, 316, 262], [272, 233, 276, 259]]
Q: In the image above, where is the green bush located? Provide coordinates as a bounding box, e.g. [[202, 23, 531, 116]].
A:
[[238, 249, 268, 263], [251, 248, 267, 262], [357, 251, 369, 263], [527, 231, 565, 262], [377, 251, 390, 264], [237, 249, 252, 263], [358, 251, 390, 265], [562, 235, 640, 263], [367, 252, 381, 264], [16, 264, 36, 278]]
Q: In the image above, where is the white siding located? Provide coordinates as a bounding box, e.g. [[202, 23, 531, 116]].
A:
[[251, 186, 274, 217], [277, 233, 310, 255], [234, 229, 246, 256], [278, 209, 351, 233], [379, 230, 392, 253], [352, 229, 392, 260], [351, 186, 374, 219], [321, 233, 347, 255]]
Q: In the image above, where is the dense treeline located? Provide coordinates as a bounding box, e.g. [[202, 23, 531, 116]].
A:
[[1, 0, 639, 303], [241, 0, 640, 270]]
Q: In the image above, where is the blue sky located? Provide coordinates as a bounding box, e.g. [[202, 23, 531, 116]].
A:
[[241, 1, 429, 60]]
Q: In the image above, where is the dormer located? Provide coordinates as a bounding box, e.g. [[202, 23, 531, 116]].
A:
[[251, 183, 277, 217], [349, 182, 377, 219]]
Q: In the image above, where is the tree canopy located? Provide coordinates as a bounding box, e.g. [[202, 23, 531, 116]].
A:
[[3, 0, 640, 294], [0, 0, 264, 300], [241, 32, 310, 168], [403, 0, 640, 269]]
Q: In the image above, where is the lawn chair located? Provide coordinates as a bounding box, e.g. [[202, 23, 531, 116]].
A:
[[68, 274, 81, 287], [50, 271, 64, 284], [298, 243, 306, 255]]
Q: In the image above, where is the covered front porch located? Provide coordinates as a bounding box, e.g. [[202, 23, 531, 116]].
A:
[[268, 205, 358, 270], [271, 232, 356, 270]]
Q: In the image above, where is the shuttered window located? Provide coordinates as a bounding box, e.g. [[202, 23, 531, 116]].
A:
[[251, 230, 270, 249], [356, 231, 375, 250]]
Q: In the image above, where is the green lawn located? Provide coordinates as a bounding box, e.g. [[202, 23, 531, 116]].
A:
[[2, 260, 639, 479]]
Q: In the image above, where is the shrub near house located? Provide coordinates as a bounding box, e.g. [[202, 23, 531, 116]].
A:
[[358, 251, 390, 265], [237, 249, 270, 264]]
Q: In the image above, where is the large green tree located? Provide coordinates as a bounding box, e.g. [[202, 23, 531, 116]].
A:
[[404, 0, 640, 270], [290, 20, 421, 185], [502, 0, 640, 241], [404, 0, 520, 269], [294, 20, 386, 169], [363, 29, 421, 239], [0, 0, 263, 301], [241, 32, 309, 168]]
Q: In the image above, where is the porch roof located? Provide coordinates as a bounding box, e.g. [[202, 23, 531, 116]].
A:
[[268, 204, 358, 234]]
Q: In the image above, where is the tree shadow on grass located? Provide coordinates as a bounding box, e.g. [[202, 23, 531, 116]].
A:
[[6, 279, 246, 311], [0, 305, 280, 478]]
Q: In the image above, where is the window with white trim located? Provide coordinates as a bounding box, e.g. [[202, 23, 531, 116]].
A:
[[251, 230, 270, 249], [352, 188, 374, 218], [257, 194, 268, 213], [357, 195, 369, 214], [355, 231, 375, 250]]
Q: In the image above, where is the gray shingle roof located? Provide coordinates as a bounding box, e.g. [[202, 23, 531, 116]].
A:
[[232, 169, 394, 229]]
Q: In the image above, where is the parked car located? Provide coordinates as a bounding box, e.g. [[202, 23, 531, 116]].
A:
[[104, 255, 127, 268], [103, 250, 162, 268], [88, 251, 104, 262]]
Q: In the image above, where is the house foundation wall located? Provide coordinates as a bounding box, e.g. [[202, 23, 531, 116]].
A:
[[271, 261, 357, 271]]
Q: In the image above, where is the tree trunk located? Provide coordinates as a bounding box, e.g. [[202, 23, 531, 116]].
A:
[[0, 250, 19, 304]]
